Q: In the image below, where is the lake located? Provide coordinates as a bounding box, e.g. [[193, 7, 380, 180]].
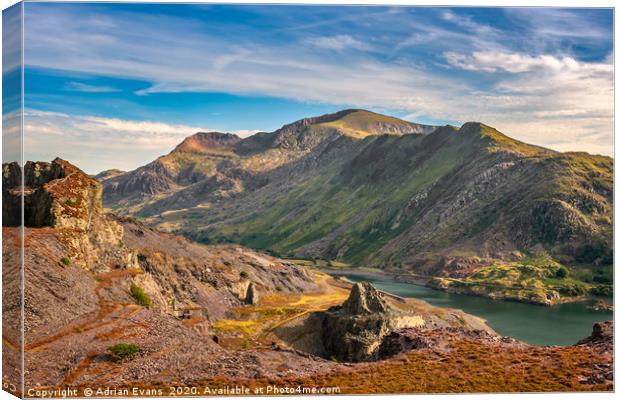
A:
[[331, 270, 612, 346]]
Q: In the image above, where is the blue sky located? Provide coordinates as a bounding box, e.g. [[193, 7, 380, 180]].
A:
[[3, 3, 614, 172]]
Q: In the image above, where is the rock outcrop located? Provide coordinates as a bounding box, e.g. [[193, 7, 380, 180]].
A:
[[322, 282, 424, 362], [3, 158, 104, 229], [341, 281, 390, 314], [574, 321, 614, 386], [245, 282, 260, 305], [576, 320, 613, 353], [2, 158, 136, 271]]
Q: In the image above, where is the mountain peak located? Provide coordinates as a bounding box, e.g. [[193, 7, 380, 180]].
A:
[[280, 109, 437, 139], [458, 121, 553, 156], [172, 131, 241, 154]]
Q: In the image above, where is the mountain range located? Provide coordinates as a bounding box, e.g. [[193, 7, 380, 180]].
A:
[[100, 109, 613, 280]]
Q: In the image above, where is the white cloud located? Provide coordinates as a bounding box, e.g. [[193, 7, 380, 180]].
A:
[[65, 81, 120, 93], [22, 110, 236, 173], [19, 109, 260, 173], [441, 50, 613, 156], [2, 110, 22, 164], [20, 5, 614, 160], [305, 35, 369, 51], [444, 50, 610, 74], [440, 10, 497, 37], [235, 129, 261, 138]]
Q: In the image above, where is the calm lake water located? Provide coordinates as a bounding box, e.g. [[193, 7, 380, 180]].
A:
[[331, 270, 613, 346]]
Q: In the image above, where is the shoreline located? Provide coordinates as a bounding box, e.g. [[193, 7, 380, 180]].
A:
[[320, 267, 611, 308]]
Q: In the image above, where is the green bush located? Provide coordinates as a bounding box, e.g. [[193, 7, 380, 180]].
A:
[[558, 283, 588, 296], [555, 266, 569, 279], [108, 343, 140, 360], [130, 283, 152, 308], [60, 257, 71, 266], [223, 261, 232, 267], [239, 271, 249, 278], [590, 285, 613, 297]]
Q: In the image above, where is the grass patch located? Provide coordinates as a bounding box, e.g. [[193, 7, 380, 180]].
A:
[[108, 343, 140, 360], [436, 257, 607, 303], [213, 319, 263, 336], [130, 283, 152, 308]]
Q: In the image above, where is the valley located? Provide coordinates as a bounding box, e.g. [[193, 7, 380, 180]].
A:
[[99, 109, 613, 307], [2, 2, 614, 396], [1, 155, 613, 395]]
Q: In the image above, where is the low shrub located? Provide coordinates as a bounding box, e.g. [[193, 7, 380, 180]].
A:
[[60, 257, 71, 266], [108, 343, 140, 360], [239, 271, 249, 278], [130, 283, 152, 308]]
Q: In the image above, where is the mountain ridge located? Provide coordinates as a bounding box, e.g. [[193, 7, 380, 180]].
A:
[[99, 109, 612, 305]]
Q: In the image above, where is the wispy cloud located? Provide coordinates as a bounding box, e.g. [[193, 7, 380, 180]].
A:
[[64, 81, 120, 93], [21, 4, 614, 161], [305, 35, 369, 51], [2, 4, 22, 75], [440, 10, 498, 38], [443, 50, 612, 74], [22, 110, 215, 173]]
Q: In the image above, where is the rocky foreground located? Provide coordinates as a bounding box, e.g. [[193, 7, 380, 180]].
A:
[[2, 158, 614, 396]]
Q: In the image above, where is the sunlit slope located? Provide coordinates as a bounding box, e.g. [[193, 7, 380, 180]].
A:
[[100, 111, 612, 272]]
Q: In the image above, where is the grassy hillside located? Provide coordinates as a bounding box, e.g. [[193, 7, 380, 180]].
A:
[[101, 110, 613, 303]]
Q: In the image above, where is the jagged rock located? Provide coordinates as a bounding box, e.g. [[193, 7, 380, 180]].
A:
[[322, 282, 424, 362], [245, 282, 260, 305], [341, 282, 389, 314], [575, 321, 614, 385], [377, 329, 431, 359], [2, 158, 137, 272], [3, 158, 102, 229], [576, 320, 613, 352]]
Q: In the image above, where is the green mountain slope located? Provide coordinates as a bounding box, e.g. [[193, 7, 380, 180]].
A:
[[100, 110, 612, 303]]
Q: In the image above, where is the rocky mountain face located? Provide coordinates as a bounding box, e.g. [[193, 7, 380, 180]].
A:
[[92, 168, 125, 181], [99, 109, 612, 280]]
